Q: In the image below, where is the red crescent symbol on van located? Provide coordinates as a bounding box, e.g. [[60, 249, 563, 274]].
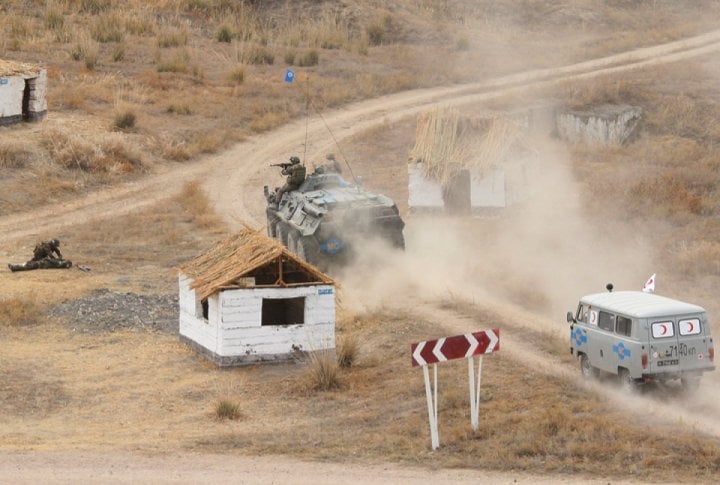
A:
[[688, 322, 695, 333], [661, 324, 668, 335]]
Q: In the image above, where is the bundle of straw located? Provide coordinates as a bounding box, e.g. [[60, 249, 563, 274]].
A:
[[0, 59, 42, 77], [409, 108, 524, 185]]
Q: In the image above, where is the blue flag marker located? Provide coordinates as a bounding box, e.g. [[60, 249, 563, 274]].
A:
[[284, 68, 295, 83]]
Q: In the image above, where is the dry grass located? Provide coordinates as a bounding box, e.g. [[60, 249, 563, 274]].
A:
[[214, 399, 243, 421], [1, 0, 716, 218], [41, 127, 143, 174], [0, 295, 44, 327], [178, 181, 226, 230], [0, 140, 37, 169], [336, 335, 360, 368], [299, 350, 343, 392], [410, 108, 526, 185]]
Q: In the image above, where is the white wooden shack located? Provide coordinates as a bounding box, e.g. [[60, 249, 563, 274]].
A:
[[0, 59, 47, 125], [408, 109, 534, 215], [178, 229, 336, 367]]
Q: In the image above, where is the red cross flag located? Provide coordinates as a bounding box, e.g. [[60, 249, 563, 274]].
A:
[[643, 273, 656, 293]]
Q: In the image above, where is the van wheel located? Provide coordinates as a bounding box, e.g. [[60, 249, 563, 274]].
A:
[[580, 354, 597, 380], [618, 368, 636, 392], [681, 377, 701, 394]]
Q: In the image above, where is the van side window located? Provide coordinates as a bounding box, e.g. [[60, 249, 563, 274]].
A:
[[616, 316, 632, 337], [576, 303, 589, 323], [651, 321, 675, 339], [598, 311, 615, 332]]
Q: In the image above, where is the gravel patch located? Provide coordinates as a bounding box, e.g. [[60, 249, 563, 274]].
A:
[[48, 288, 178, 334]]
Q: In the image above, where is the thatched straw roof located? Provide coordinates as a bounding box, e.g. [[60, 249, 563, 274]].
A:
[[0, 59, 42, 77], [179, 228, 334, 300], [409, 107, 527, 185]]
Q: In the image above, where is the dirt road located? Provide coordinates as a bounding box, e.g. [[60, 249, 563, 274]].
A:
[[4, 30, 720, 482], [2, 29, 720, 244], [0, 450, 644, 484]]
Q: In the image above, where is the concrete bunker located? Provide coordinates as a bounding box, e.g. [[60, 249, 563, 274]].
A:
[[178, 228, 336, 367], [555, 104, 642, 145]]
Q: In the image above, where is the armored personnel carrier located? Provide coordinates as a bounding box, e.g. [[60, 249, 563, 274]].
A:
[[264, 168, 405, 270]]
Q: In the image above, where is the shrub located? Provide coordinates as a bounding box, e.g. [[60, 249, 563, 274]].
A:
[[456, 36, 470, 51], [0, 141, 35, 169], [157, 24, 190, 48], [297, 50, 319, 67], [227, 66, 245, 85], [45, 9, 65, 30], [284, 50, 296, 65], [0, 295, 43, 326], [80, 0, 111, 15], [167, 103, 192, 115], [156, 49, 191, 73], [113, 110, 136, 131], [336, 336, 359, 368], [214, 399, 242, 420], [305, 350, 341, 391], [91, 13, 124, 43], [112, 43, 125, 62], [366, 23, 384, 46], [245, 44, 274, 65], [216, 25, 234, 43]]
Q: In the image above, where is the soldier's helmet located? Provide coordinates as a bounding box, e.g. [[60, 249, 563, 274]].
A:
[[289, 156, 300, 164], [49, 238, 60, 247]]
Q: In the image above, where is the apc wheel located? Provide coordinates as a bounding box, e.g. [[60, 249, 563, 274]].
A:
[[618, 368, 637, 392], [389, 228, 405, 250], [579, 354, 597, 380], [297, 236, 323, 268]]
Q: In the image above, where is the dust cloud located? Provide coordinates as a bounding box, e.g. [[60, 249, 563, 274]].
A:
[[340, 134, 654, 323], [338, 131, 720, 438]]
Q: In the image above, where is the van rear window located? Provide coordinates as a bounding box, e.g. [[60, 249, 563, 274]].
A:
[[679, 318, 701, 336], [652, 321, 675, 339]]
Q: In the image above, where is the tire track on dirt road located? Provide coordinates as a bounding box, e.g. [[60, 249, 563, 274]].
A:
[[2, 30, 720, 246]]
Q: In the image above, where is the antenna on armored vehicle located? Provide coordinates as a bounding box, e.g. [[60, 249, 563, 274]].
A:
[[310, 100, 361, 187]]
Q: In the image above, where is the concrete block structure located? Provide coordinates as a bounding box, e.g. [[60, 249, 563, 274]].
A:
[[0, 59, 47, 125], [178, 229, 336, 367], [556, 104, 642, 145]]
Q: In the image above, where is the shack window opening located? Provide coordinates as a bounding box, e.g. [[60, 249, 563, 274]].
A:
[[615, 316, 632, 337], [598, 311, 615, 332], [262, 297, 305, 326], [201, 299, 209, 320]]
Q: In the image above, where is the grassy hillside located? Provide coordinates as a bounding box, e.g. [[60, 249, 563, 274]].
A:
[[2, 0, 720, 211]]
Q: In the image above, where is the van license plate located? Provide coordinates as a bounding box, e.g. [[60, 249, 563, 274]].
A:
[[657, 359, 679, 367]]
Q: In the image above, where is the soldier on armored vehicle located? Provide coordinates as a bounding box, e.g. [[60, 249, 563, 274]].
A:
[[264, 155, 405, 270], [313, 153, 342, 175], [270, 155, 306, 206]]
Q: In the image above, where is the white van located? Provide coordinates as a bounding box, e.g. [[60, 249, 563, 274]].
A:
[[568, 284, 715, 390]]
